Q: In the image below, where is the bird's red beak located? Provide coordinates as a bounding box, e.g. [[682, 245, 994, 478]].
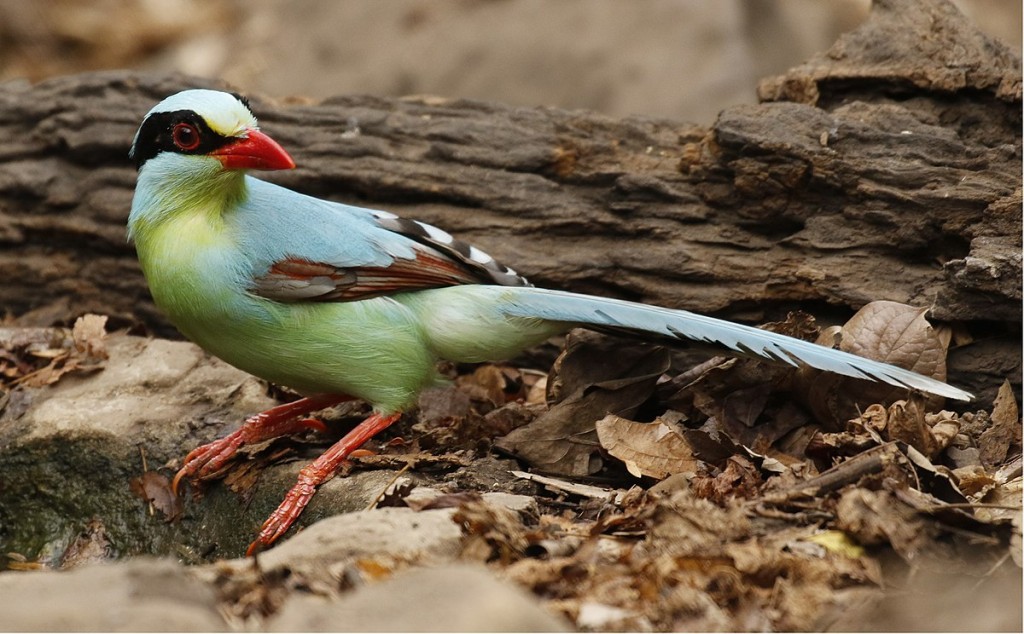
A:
[[211, 128, 296, 171]]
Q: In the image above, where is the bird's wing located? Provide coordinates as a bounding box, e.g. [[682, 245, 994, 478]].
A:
[[239, 178, 528, 303]]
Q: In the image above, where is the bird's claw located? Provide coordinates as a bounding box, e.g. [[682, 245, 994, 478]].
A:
[[246, 467, 321, 556], [172, 430, 245, 495], [173, 416, 329, 496]]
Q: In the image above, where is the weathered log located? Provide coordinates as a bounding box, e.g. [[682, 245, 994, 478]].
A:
[[0, 0, 1018, 401]]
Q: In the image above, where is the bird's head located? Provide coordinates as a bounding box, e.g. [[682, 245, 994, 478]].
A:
[[130, 89, 295, 175], [128, 89, 295, 239]]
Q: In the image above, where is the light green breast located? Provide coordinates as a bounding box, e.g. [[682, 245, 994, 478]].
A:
[[134, 208, 441, 413]]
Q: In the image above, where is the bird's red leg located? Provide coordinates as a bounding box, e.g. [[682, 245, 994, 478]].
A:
[[246, 411, 402, 555], [173, 394, 354, 494]]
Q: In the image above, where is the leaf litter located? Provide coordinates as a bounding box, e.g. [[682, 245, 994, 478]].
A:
[[0, 314, 109, 390], [204, 300, 1011, 631], [186, 302, 1021, 630], [12, 304, 1018, 631], [472, 302, 1019, 631]]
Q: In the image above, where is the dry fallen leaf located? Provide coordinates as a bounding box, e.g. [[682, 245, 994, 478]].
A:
[[690, 455, 762, 502], [454, 498, 529, 564], [841, 301, 947, 380], [495, 331, 671, 476], [979, 380, 1021, 469], [6, 315, 109, 388], [130, 470, 183, 521], [834, 487, 933, 561], [595, 414, 700, 479], [72, 314, 109, 362], [797, 301, 950, 427], [886, 398, 959, 460]]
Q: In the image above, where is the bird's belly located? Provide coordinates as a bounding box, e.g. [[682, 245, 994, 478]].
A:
[[174, 294, 439, 412]]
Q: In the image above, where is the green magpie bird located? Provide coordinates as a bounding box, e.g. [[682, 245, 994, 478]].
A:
[[128, 89, 972, 555]]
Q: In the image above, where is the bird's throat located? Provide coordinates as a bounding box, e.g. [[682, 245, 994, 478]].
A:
[[129, 155, 248, 242]]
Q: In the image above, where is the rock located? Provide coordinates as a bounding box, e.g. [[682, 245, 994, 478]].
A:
[[256, 507, 463, 574], [0, 333, 273, 562], [5, 334, 273, 460], [267, 563, 570, 632], [0, 331, 432, 562], [404, 485, 540, 516], [0, 558, 226, 631]]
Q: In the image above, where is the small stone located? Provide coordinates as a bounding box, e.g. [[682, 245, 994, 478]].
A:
[[267, 563, 570, 632]]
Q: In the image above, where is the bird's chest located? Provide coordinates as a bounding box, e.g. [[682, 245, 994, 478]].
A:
[[135, 212, 251, 330]]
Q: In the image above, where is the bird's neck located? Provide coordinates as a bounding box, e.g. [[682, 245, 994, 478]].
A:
[[128, 154, 249, 241]]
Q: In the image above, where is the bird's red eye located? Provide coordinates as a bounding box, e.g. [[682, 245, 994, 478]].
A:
[[172, 123, 201, 150]]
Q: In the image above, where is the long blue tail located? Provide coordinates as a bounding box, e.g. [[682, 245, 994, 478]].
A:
[[497, 287, 972, 401]]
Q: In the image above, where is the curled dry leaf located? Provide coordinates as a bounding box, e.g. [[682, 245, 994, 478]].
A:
[[454, 498, 529, 565], [72, 314, 109, 363], [4, 315, 110, 389], [689, 455, 762, 503], [887, 399, 958, 460], [834, 488, 933, 560], [797, 301, 950, 428], [129, 470, 183, 521], [454, 364, 525, 408], [951, 465, 996, 498], [595, 414, 700, 479], [979, 380, 1021, 469], [847, 398, 960, 460]]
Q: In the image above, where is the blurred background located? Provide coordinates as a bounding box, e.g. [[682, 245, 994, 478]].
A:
[[0, 0, 1019, 124]]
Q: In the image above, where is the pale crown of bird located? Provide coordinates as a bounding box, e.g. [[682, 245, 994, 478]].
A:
[[131, 89, 257, 155]]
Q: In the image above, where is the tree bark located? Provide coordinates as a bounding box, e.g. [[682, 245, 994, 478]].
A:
[[0, 0, 1018, 401]]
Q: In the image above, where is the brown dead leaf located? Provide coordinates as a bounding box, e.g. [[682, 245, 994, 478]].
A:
[[659, 312, 821, 452], [376, 480, 417, 508], [951, 465, 996, 498], [979, 477, 1023, 525], [72, 314, 109, 362], [5, 315, 109, 389], [835, 487, 933, 561], [979, 380, 1021, 469], [845, 396, 959, 460], [454, 498, 529, 564], [522, 370, 548, 405], [690, 455, 762, 503], [841, 301, 947, 381], [130, 470, 183, 520], [797, 301, 950, 428], [455, 364, 525, 407], [595, 414, 700, 479], [886, 398, 957, 460], [58, 518, 113, 569], [648, 488, 751, 556], [4, 552, 49, 571], [494, 331, 671, 476], [923, 410, 961, 453], [482, 401, 545, 437], [900, 444, 969, 505]]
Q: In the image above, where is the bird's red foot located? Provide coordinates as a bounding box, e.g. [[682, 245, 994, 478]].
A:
[[246, 411, 402, 555], [172, 394, 352, 495]]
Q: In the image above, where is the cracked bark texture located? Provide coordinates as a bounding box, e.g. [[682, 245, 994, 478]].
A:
[[0, 0, 1019, 402]]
